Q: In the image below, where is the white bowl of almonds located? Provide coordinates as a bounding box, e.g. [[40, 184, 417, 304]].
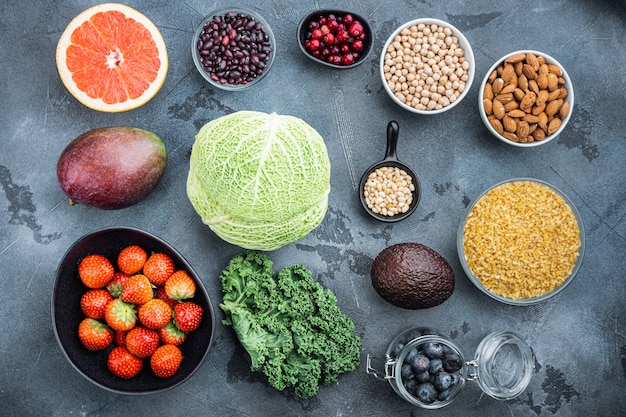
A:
[[478, 50, 574, 147], [380, 18, 474, 114]]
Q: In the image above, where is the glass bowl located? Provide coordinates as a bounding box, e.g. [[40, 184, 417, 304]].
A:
[[478, 50, 574, 147], [192, 7, 275, 90], [457, 178, 585, 305], [380, 18, 475, 114], [52, 227, 216, 394]]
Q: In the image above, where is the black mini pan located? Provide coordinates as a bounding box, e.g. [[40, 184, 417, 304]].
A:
[[358, 121, 420, 222]]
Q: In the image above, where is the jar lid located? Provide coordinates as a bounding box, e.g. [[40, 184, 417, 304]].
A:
[[470, 331, 535, 401]]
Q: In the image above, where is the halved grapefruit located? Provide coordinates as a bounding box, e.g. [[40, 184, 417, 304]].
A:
[[56, 3, 168, 112]]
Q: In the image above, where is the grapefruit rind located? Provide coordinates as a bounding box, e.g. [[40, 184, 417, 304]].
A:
[[55, 3, 168, 112]]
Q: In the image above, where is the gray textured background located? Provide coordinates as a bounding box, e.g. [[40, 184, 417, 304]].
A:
[[1, 0, 624, 416]]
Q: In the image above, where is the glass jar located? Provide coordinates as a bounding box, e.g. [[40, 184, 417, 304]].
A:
[[366, 327, 534, 409]]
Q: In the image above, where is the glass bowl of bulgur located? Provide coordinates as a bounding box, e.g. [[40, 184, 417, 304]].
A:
[[457, 178, 584, 305]]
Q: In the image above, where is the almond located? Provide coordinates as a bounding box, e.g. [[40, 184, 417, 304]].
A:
[[547, 72, 559, 91], [501, 83, 517, 95], [528, 79, 540, 95], [526, 52, 540, 71], [502, 131, 519, 142], [493, 99, 505, 119], [557, 87, 568, 100], [545, 99, 563, 116], [537, 73, 548, 90], [548, 89, 561, 102], [559, 101, 571, 119], [532, 127, 546, 141], [518, 73, 529, 91], [504, 100, 519, 112], [536, 90, 550, 107], [517, 121, 530, 139], [483, 83, 494, 100], [520, 91, 537, 113], [503, 115, 517, 132], [492, 77, 505, 95], [532, 103, 546, 116], [488, 69, 498, 83], [508, 109, 526, 118], [538, 112, 548, 129], [538, 63, 549, 76], [523, 114, 540, 124], [547, 117, 562, 134], [514, 61, 524, 76], [489, 118, 504, 135], [501, 64, 516, 84], [547, 64, 563, 76], [514, 88, 526, 102], [522, 64, 537, 80], [505, 53, 527, 64], [495, 92, 514, 104], [483, 98, 493, 116]]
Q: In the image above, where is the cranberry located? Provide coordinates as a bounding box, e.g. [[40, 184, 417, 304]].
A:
[[330, 55, 342, 65], [343, 14, 354, 25], [305, 39, 321, 51], [336, 30, 350, 43], [308, 21, 319, 31], [351, 39, 364, 52], [327, 19, 339, 33], [342, 53, 355, 66], [311, 29, 323, 40], [322, 32, 335, 45], [348, 21, 364, 37], [340, 43, 351, 55], [320, 24, 330, 35], [318, 16, 327, 25]]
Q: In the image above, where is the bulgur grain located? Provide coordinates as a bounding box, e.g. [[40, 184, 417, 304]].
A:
[[462, 181, 581, 299]]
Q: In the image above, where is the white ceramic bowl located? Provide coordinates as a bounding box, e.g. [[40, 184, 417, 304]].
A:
[[478, 50, 574, 147], [380, 18, 475, 114]]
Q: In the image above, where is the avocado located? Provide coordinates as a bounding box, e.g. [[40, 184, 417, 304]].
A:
[[370, 243, 455, 309]]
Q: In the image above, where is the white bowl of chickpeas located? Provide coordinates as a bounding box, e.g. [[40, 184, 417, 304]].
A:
[[380, 18, 474, 114], [478, 50, 574, 147]]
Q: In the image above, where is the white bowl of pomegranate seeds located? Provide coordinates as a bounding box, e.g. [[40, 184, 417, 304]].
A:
[[298, 10, 373, 69], [192, 7, 275, 90], [380, 18, 474, 114]]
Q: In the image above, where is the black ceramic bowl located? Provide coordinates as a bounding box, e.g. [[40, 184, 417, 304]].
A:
[[52, 227, 215, 394], [297, 9, 373, 69]]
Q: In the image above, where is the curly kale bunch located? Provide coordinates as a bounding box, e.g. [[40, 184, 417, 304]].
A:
[[219, 251, 362, 398]]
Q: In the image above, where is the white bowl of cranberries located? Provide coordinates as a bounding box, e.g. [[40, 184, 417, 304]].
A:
[[52, 227, 216, 394], [298, 10, 373, 69]]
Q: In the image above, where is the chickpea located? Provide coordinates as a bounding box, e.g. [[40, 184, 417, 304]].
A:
[[364, 166, 415, 217]]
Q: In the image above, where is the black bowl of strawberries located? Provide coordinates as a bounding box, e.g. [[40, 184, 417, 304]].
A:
[[52, 226, 215, 394], [298, 9, 373, 69]]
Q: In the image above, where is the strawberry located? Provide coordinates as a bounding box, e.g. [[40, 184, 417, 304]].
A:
[[143, 252, 175, 286], [150, 344, 183, 378], [78, 318, 113, 351], [104, 298, 137, 332], [121, 274, 153, 305], [173, 301, 203, 332], [117, 245, 148, 275], [159, 321, 187, 346], [106, 272, 131, 298], [114, 330, 128, 346], [155, 286, 178, 309], [125, 326, 159, 358], [138, 298, 172, 329], [78, 254, 115, 288], [165, 270, 196, 301], [107, 346, 143, 379], [80, 289, 113, 319]]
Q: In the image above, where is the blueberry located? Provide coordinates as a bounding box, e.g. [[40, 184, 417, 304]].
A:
[[443, 352, 463, 373], [437, 389, 452, 402], [416, 370, 431, 382], [415, 382, 438, 404], [401, 363, 414, 380], [449, 371, 460, 387], [411, 354, 430, 374], [423, 342, 444, 359], [429, 358, 443, 374], [403, 378, 418, 396], [433, 371, 453, 391], [391, 342, 405, 357], [404, 347, 419, 364]]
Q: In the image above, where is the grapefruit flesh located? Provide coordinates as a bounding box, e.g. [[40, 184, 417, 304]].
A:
[[56, 3, 168, 112]]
